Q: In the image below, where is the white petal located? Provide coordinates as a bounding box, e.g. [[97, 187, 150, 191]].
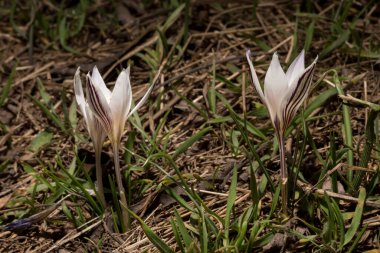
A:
[[128, 80, 154, 118], [286, 50, 305, 87], [91, 66, 112, 102], [109, 68, 132, 140], [246, 50, 266, 104], [74, 68, 87, 116], [264, 52, 288, 124], [86, 73, 113, 135]]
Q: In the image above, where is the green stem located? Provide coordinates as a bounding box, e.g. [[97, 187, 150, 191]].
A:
[[112, 143, 130, 231], [94, 145, 106, 208], [278, 132, 288, 216]]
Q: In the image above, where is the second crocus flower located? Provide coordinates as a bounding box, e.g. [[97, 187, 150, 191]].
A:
[[246, 49, 318, 215]]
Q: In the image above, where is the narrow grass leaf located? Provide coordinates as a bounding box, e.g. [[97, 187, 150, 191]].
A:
[[334, 73, 354, 180], [353, 110, 378, 191], [29, 94, 67, 133], [174, 209, 192, 249], [200, 208, 208, 253], [160, 3, 185, 33], [170, 218, 185, 253], [69, 100, 78, 130], [347, 225, 368, 253], [172, 126, 211, 160], [0, 64, 16, 107], [344, 187, 366, 245], [36, 78, 52, 105], [331, 198, 345, 250], [319, 30, 350, 59], [29, 131, 53, 153], [208, 53, 216, 114], [223, 166, 237, 247], [268, 183, 281, 218], [129, 210, 175, 253], [304, 20, 315, 51]]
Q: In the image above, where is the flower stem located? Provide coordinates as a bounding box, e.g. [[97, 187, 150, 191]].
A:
[[112, 143, 130, 231], [94, 145, 106, 208], [278, 133, 288, 216]]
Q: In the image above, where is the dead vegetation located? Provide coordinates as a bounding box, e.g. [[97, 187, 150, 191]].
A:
[[0, 1, 379, 252]]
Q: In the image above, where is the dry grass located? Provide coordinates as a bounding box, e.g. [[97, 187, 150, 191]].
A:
[[0, 1, 379, 252]]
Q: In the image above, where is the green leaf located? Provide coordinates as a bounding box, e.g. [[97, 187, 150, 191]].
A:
[[69, 100, 78, 130], [29, 94, 67, 133], [173, 209, 193, 250], [172, 126, 211, 160], [344, 187, 366, 245], [29, 131, 53, 153], [160, 3, 185, 33], [0, 64, 16, 107], [129, 210, 175, 253], [223, 166, 237, 247], [37, 78, 52, 105], [320, 30, 350, 59]]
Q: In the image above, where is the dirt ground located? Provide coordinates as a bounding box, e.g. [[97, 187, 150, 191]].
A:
[[0, 1, 379, 252]]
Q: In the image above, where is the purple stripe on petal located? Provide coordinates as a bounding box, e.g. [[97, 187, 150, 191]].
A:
[[283, 62, 316, 128], [87, 76, 113, 134]]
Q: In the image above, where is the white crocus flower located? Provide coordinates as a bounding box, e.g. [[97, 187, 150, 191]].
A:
[[85, 65, 154, 230], [86, 66, 153, 146], [246, 49, 318, 135], [74, 68, 107, 206], [246, 50, 318, 215]]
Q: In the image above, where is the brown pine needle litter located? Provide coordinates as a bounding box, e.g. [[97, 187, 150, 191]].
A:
[[0, 1, 379, 252]]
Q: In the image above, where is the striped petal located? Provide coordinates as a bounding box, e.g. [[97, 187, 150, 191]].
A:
[[282, 56, 318, 128], [85, 103, 106, 147], [86, 73, 113, 135]]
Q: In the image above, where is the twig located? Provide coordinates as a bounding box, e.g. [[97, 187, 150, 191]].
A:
[[297, 180, 380, 208]]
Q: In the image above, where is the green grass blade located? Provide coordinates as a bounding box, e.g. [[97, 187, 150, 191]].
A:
[[344, 187, 366, 245], [353, 110, 378, 191], [129, 210, 175, 253], [172, 126, 211, 160], [170, 218, 185, 253], [223, 166, 237, 247], [334, 73, 353, 181], [174, 209, 192, 249], [28, 94, 67, 133], [0, 64, 16, 107], [200, 208, 208, 253]]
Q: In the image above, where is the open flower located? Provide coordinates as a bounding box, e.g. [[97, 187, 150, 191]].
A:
[[246, 50, 317, 215], [74, 68, 107, 206], [246, 50, 318, 135]]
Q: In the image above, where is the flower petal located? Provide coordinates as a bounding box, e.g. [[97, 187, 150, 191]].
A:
[[91, 66, 112, 102], [264, 52, 288, 125], [127, 81, 154, 118], [282, 56, 318, 128], [286, 50, 305, 87], [109, 67, 132, 140], [246, 50, 266, 104], [74, 68, 87, 115], [86, 73, 113, 135], [85, 104, 106, 146]]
